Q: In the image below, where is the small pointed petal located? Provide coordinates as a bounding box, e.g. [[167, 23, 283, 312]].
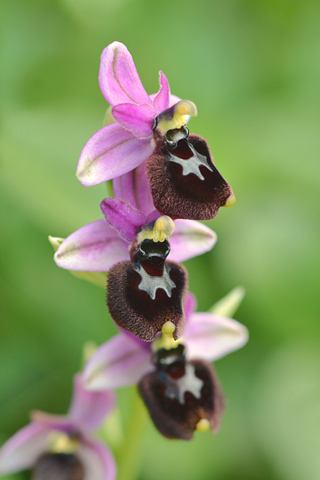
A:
[[79, 440, 117, 480], [210, 286, 246, 317], [70, 270, 107, 288], [0, 423, 49, 474], [183, 313, 249, 362], [77, 123, 154, 186], [169, 220, 217, 262], [83, 334, 152, 390], [185, 292, 197, 321], [112, 103, 155, 139], [54, 220, 129, 272], [68, 374, 116, 432], [48, 236, 64, 252], [99, 41, 150, 107], [100, 198, 146, 243], [152, 71, 170, 115], [113, 162, 155, 216]]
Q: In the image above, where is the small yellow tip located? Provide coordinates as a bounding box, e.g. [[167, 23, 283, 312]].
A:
[[48, 235, 65, 252], [195, 418, 211, 432], [224, 193, 236, 207], [162, 321, 175, 334]]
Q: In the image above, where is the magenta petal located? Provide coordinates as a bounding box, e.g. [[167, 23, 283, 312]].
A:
[[83, 334, 152, 390], [183, 313, 249, 362], [100, 198, 146, 243], [113, 162, 155, 216], [80, 440, 117, 480], [185, 292, 197, 321], [0, 423, 49, 474], [68, 374, 116, 432], [54, 220, 129, 272], [99, 41, 150, 107], [169, 220, 217, 262], [153, 71, 170, 115], [77, 123, 154, 186], [112, 103, 155, 138]]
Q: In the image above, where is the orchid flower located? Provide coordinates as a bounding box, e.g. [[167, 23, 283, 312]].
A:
[[76, 41, 235, 220], [53, 167, 217, 340], [53, 169, 217, 275], [82, 292, 249, 439], [0, 375, 117, 480]]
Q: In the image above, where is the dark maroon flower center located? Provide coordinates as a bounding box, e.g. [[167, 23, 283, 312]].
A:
[[139, 343, 224, 439], [33, 452, 85, 480], [107, 238, 187, 341]]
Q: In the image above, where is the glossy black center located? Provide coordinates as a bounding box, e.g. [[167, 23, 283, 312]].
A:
[[165, 126, 189, 149], [135, 239, 170, 263]]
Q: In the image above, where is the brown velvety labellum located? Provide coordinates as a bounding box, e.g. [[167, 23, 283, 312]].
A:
[[139, 359, 224, 440], [147, 133, 233, 220], [33, 453, 85, 480], [107, 260, 188, 342]]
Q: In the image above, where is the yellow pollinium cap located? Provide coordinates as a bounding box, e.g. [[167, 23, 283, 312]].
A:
[[49, 431, 80, 454], [157, 100, 198, 135], [195, 418, 211, 433], [152, 323, 182, 351], [224, 193, 236, 207], [137, 216, 175, 243]]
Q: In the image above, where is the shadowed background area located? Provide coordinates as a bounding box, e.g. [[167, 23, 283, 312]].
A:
[[1, 0, 319, 478]]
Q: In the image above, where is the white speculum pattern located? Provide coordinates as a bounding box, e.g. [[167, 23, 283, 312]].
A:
[[135, 264, 176, 300], [164, 364, 203, 404], [169, 144, 213, 181]]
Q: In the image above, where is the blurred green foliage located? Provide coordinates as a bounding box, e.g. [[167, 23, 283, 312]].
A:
[[1, 0, 319, 478]]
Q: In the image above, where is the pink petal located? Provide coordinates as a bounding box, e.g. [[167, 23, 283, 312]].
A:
[[83, 334, 152, 390], [169, 220, 217, 262], [112, 162, 155, 216], [185, 292, 197, 321], [0, 423, 49, 474], [30, 411, 74, 431], [99, 41, 150, 107], [183, 313, 249, 362], [80, 440, 117, 480], [100, 198, 146, 243], [68, 374, 116, 432], [112, 103, 155, 138], [152, 71, 170, 115], [76, 123, 154, 186], [54, 220, 129, 272]]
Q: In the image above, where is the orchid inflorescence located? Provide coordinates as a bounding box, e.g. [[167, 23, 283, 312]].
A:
[[0, 42, 248, 479]]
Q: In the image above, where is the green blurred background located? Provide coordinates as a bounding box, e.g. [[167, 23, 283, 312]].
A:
[[1, 0, 319, 478]]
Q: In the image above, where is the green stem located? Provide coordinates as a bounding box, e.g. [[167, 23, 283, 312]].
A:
[[117, 388, 148, 480]]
